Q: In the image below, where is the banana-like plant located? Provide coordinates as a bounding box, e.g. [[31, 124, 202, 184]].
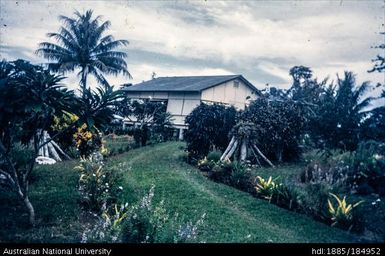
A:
[[327, 193, 363, 230]]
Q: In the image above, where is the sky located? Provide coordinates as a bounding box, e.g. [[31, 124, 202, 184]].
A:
[[0, 0, 384, 102]]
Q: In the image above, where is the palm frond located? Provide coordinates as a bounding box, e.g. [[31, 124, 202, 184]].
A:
[[353, 81, 370, 102], [92, 40, 129, 54], [38, 10, 131, 87], [94, 51, 128, 59], [90, 67, 110, 87], [91, 20, 111, 43]]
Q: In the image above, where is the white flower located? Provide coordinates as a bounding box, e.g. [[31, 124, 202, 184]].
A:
[[372, 202, 376, 205], [376, 198, 381, 202], [118, 186, 123, 190]]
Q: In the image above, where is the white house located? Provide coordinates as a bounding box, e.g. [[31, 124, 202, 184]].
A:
[[122, 75, 260, 138]]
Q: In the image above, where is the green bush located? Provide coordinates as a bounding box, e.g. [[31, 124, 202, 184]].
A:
[[120, 185, 206, 243], [81, 202, 130, 243], [255, 176, 280, 201], [302, 141, 385, 195], [228, 162, 254, 193], [238, 98, 305, 162], [346, 141, 385, 195], [207, 150, 222, 163], [254, 176, 300, 210], [185, 103, 237, 160], [299, 162, 349, 193], [197, 157, 217, 172], [73, 124, 103, 157], [327, 193, 364, 232], [274, 184, 301, 211], [75, 153, 122, 213], [300, 183, 331, 221]]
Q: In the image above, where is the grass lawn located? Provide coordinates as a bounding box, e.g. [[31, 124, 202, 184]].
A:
[[0, 142, 357, 242]]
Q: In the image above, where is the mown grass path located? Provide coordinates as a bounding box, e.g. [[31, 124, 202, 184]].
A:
[[108, 142, 356, 243]]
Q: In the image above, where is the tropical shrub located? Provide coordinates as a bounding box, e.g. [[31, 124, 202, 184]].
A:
[[308, 72, 373, 151], [115, 99, 173, 146], [255, 176, 280, 201], [239, 98, 305, 162], [81, 202, 130, 243], [120, 185, 206, 243], [75, 153, 122, 212], [254, 176, 300, 210], [207, 150, 222, 163], [197, 157, 217, 172], [73, 124, 103, 157], [185, 103, 237, 160], [301, 141, 385, 195], [327, 193, 364, 231], [299, 162, 350, 193], [300, 183, 331, 221], [344, 141, 385, 195], [228, 162, 254, 193], [0, 59, 76, 225], [201, 159, 254, 193], [274, 184, 301, 211], [49, 112, 79, 150]]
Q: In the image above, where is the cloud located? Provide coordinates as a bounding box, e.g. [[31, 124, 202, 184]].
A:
[[0, 0, 383, 94]]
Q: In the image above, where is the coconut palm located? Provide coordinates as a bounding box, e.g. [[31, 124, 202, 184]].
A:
[[36, 10, 131, 89], [310, 71, 374, 150]]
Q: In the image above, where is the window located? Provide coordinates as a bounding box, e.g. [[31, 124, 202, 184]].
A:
[[233, 81, 239, 88]]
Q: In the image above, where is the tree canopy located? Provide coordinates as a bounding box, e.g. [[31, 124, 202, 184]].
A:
[[36, 9, 131, 89]]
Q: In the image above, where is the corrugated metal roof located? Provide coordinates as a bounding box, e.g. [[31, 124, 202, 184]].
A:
[[122, 75, 258, 93]]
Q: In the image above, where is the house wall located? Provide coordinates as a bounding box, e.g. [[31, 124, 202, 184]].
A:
[[123, 79, 258, 129], [200, 79, 257, 109], [123, 91, 201, 128], [167, 92, 201, 128]]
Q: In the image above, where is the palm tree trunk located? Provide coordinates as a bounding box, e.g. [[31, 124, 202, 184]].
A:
[[80, 67, 88, 91]]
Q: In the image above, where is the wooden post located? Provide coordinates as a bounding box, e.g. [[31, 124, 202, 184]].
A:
[[240, 138, 247, 162], [178, 128, 184, 140], [252, 145, 275, 168], [220, 136, 236, 161], [225, 140, 238, 160]]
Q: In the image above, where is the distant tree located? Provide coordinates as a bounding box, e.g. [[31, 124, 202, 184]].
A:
[[116, 99, 173, 146], [289, 65, 313, 89], [360, 89, 385, 142], [36, 10, 131, 90], [239, 98, 305, 162], [368, 32, 385, 73], [185, 103, 237, 160], [310, 72, 373, 150]]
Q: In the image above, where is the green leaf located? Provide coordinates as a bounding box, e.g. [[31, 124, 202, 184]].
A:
[[87, 117, 95, 128]]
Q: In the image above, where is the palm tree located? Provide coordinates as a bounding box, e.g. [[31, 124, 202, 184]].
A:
[[311, 71, 374, 150], [36, 10, 131, 90]]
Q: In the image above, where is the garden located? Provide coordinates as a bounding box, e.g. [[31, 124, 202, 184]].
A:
[[0, 9, 384, 244]]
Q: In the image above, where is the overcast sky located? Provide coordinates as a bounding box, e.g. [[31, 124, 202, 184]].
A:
[[0, 0, 384, 100]]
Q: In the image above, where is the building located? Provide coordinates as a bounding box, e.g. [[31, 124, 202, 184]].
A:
[[122, 75, 260, 139]]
